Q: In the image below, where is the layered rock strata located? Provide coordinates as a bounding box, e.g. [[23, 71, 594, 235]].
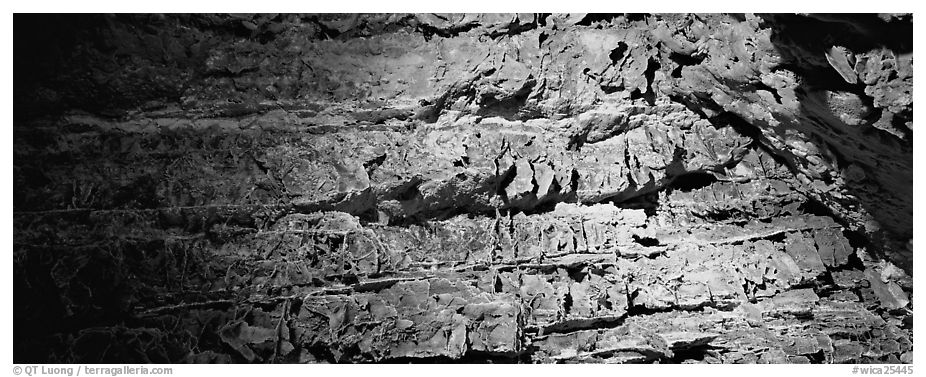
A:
[[14, 13, 912, 363]]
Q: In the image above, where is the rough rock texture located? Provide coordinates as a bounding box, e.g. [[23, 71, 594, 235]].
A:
[[14, 13, 912, 364]]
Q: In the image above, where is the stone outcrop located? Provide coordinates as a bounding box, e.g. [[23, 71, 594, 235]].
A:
[[14, 13, 912, 363]]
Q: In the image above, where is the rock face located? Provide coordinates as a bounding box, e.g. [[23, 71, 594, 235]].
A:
[[13, 13, 912, 364]]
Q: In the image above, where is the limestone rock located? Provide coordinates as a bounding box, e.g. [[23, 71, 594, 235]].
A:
[[13, 13, 912, 364]]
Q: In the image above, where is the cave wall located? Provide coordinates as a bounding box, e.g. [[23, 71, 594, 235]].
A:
[[13, 13, 913, 363]]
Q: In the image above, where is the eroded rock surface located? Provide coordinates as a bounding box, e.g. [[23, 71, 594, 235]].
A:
[[14, 13, 912, 363]]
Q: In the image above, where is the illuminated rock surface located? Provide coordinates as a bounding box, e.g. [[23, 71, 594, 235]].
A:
[[14, 13, 912, 363]]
